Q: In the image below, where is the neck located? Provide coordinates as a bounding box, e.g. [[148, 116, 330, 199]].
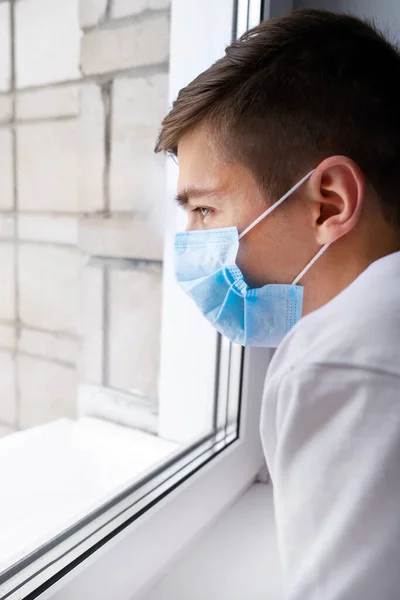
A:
[[301, 223, 400, 317]]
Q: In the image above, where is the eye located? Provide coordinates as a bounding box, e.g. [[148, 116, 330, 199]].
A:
[[193, 206, 212, 219]]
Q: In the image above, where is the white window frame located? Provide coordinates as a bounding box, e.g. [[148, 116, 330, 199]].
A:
[[2, 2, 276, 599], [34, 349, 270, 600]]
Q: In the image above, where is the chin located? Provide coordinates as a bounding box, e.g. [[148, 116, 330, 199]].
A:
[[243, 275, 269, 289]]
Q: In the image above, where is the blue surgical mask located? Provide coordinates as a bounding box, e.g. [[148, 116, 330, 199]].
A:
[[174, 170, 330, 347]]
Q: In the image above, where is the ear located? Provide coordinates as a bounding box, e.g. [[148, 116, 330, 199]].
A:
[[309, 156, 365, 245]]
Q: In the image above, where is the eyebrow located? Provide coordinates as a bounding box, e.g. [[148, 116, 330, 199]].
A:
[[174, 186, 220, 207]]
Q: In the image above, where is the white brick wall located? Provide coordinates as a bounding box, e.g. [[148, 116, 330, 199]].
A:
[[78, 215, 164, 261], [79, 265, 103, 384], [80, 0, 107, 28], [0, 128, 14, 210], [110, 75, 168, 211], [0, 244, 15, 321], [0, 322, 16, 350], [18, 355, 77, 428], [0, 0, 171, 432], [78, 84, 105, 212], [112, 0, 170, 18], [0, 214, 15, 241], [16, 85, 80, 120], [18, 245, 80, 333], [15, 0, 81, 87], [0, 94, 12, 123], [0, 350, 16, 425], [17, 121, 80, 212], [109, 268, 162, 400], [18, 328, 80, 364], [81, 15, 169, 75], [0, 2, 11, 92], [18, 215, 78, 246]]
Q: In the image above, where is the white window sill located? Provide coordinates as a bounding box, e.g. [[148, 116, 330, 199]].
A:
[[0, 417, 179, 573], [138, 482, 284, 600]]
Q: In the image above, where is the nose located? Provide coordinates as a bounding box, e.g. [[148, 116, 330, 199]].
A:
[[185, 216, 202, 232]]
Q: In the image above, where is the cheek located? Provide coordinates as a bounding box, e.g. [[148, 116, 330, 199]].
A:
[[235, 216, 290, 287], [236, 232, 270, 287], [209, 206, 241, 229]]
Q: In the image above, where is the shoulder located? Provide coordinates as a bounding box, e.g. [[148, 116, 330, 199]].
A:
[[260, 254, 400, 471]]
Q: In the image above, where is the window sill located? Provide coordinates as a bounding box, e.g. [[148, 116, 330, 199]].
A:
[[0, 417, 179, 574], [138, 482, 284, 600]]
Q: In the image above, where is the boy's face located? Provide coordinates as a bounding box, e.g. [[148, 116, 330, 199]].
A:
[[176, 124, 318, 289]]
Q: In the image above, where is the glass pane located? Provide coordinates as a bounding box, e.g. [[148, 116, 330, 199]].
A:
[[0, 0, 248, 596]]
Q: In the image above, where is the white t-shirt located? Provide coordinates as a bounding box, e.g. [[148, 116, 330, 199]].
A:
[[260, 250, 400, 600]]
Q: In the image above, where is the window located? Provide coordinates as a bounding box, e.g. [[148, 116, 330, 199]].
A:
[[0, 1, 270, 599]]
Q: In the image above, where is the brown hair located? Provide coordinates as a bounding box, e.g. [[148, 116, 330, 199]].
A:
[[155, 9, 400, 225]]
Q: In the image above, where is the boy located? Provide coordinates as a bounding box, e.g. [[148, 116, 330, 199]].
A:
[[155, 10, 400, 599]]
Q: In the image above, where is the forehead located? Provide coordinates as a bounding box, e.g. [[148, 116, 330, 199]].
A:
[[176, 124, 258, 195], [177, 125, 225, 186]]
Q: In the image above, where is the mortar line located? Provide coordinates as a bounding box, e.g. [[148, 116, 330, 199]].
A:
[[0, 318, 15, 326], [0, 115, 77, 129], [0, 346, 76, 368], [104, 0, 112, 20], [5, 62, 169, 93], [15, 239, 80, 249], [100, 75, 113, 387], [89, 255, 163, 270], [82, 7, 170, 33], [101, 81, 113, 214], [0, 320, 80, 339]]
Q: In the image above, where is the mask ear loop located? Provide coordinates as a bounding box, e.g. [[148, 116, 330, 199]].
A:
[[292, 242, 331, 285], [236, 168, 330, 285], [238, 170, 315, 240]]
